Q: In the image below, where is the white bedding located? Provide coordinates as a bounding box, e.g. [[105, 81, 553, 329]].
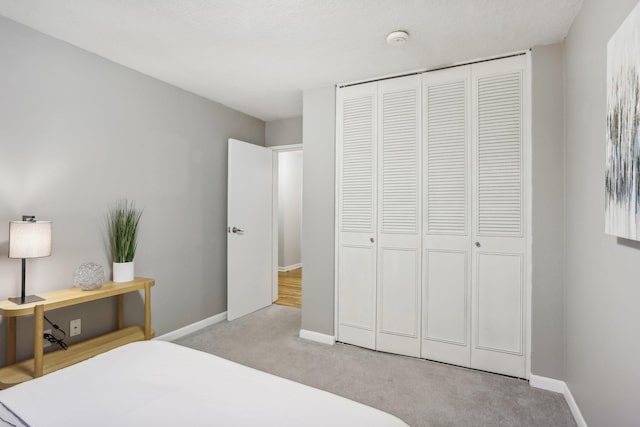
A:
[[0, 341, 407, 427]]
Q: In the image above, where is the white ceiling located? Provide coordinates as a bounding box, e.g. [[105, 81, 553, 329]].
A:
[[0, 0, 583, 122]]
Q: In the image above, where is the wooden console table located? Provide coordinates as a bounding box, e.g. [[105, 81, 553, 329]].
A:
[[0, 277, 154, 389]]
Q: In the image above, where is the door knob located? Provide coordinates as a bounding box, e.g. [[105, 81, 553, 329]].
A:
[[475, 241, 481, 248], [231, 227, 244, 234], [370, 237, 375, 243]]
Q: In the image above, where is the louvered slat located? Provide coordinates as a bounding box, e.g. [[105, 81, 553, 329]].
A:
[[426, 80, 467, 234], [342, 95, 375, 232], [382, 88, 419, 234], [477, 72, 522, 235]]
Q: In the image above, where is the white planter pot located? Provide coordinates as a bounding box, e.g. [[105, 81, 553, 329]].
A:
[[113, 261, 134, 283]]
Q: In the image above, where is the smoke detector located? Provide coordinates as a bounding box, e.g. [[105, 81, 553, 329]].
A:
[[386, 30, 409, 46]]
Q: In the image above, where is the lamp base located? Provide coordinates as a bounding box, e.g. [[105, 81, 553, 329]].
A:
[[9, 295, 45, 305]]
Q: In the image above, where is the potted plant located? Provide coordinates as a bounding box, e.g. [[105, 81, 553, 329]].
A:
[[107, 199, 143, 282]]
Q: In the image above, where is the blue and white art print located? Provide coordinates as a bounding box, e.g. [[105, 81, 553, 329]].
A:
[[605, 1, 640, 240]]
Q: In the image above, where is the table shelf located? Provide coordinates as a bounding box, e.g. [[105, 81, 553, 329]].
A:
[[0, 277, 154, 389]]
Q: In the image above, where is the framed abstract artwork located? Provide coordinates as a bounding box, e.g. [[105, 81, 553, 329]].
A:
[[605, 1, 640, 240]]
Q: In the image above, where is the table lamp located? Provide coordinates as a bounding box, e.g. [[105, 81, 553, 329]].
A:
[[8, 215, 52, 304]]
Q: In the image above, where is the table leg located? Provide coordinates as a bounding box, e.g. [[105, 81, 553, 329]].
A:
[[7, 317, 16, 365], [144, 284, 151, 339], [117, 294, 124, 329], [34, 305, 44, 378]]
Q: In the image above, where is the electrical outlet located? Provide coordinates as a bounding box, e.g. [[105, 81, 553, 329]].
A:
[[70, 319, 81, 337], [43, 329, 52, 348]]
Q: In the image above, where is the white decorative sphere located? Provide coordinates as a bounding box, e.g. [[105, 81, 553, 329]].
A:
[[73, 262, 105, 291]]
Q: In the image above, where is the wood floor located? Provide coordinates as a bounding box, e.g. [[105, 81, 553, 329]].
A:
[[275, 268, 301, 308]]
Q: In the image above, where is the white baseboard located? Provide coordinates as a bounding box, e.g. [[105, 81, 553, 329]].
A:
[[154, 311, 227, 342], [529, 374, 565, 393], [530, 374, 587, 427], [299, 329, 335, 345], [278, 263, 302, 272], [562, 382, 588, 427]]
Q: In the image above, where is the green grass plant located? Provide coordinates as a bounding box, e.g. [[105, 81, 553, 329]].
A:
[[107, 199, 143, 263]]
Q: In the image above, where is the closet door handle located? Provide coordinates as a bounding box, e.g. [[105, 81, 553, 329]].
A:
[[475, 241, 481, 248], [370, 237, 375, 243]]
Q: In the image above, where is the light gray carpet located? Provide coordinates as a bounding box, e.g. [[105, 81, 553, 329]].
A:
[[175, 305, 575, 427]]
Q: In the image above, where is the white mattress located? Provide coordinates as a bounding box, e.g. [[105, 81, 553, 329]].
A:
[[0, 341, 407, 427]]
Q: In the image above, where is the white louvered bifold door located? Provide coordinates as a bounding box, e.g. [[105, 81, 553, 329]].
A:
[[421, 66, 472, 366], [470, 55, 527, 378], [375, 75, 422, 357], [337, 82, 378, 350]]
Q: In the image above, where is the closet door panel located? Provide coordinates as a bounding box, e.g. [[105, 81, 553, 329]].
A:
[[379, 248, 419, 335], [424, 77, 468, 237], [337, 82, 377, 350], [376, 75, 422, 357], [472, 252, 525, 376], [471, 55, 527, 378], [424, 251, 466, 343], [338, 245, 376, 348], [421, 66, 472, 366], [475, 253, 523, 353]]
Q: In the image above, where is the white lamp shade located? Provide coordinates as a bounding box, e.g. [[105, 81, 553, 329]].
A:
[[8, 221, 52, 259]]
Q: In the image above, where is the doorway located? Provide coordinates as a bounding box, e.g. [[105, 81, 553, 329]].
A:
[[272, 147, 303, 308]]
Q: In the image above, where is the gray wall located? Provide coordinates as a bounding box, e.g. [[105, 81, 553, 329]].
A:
[[0, 17, 265, 364], [563, 0, 640, 425], [278, 150, 302, 268], [530, 43, 565, 380], [266, 117, 303, 147], [301, 87, 335, 334]]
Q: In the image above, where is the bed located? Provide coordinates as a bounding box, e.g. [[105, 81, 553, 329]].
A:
[[0, 340, 407, 426]]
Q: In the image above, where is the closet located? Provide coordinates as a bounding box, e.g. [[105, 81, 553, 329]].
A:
[[336, 54, 528, 378]]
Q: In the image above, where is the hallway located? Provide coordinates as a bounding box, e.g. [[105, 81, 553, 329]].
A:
[[274, 268, 301, 308]]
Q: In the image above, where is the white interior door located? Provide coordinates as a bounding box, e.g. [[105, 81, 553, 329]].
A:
[[471, 55, 527, 378], [376, 75, 422, 357], [227, 138, 273, 321], [337, 82, 378, 350], [421, 65, 472, 366]]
